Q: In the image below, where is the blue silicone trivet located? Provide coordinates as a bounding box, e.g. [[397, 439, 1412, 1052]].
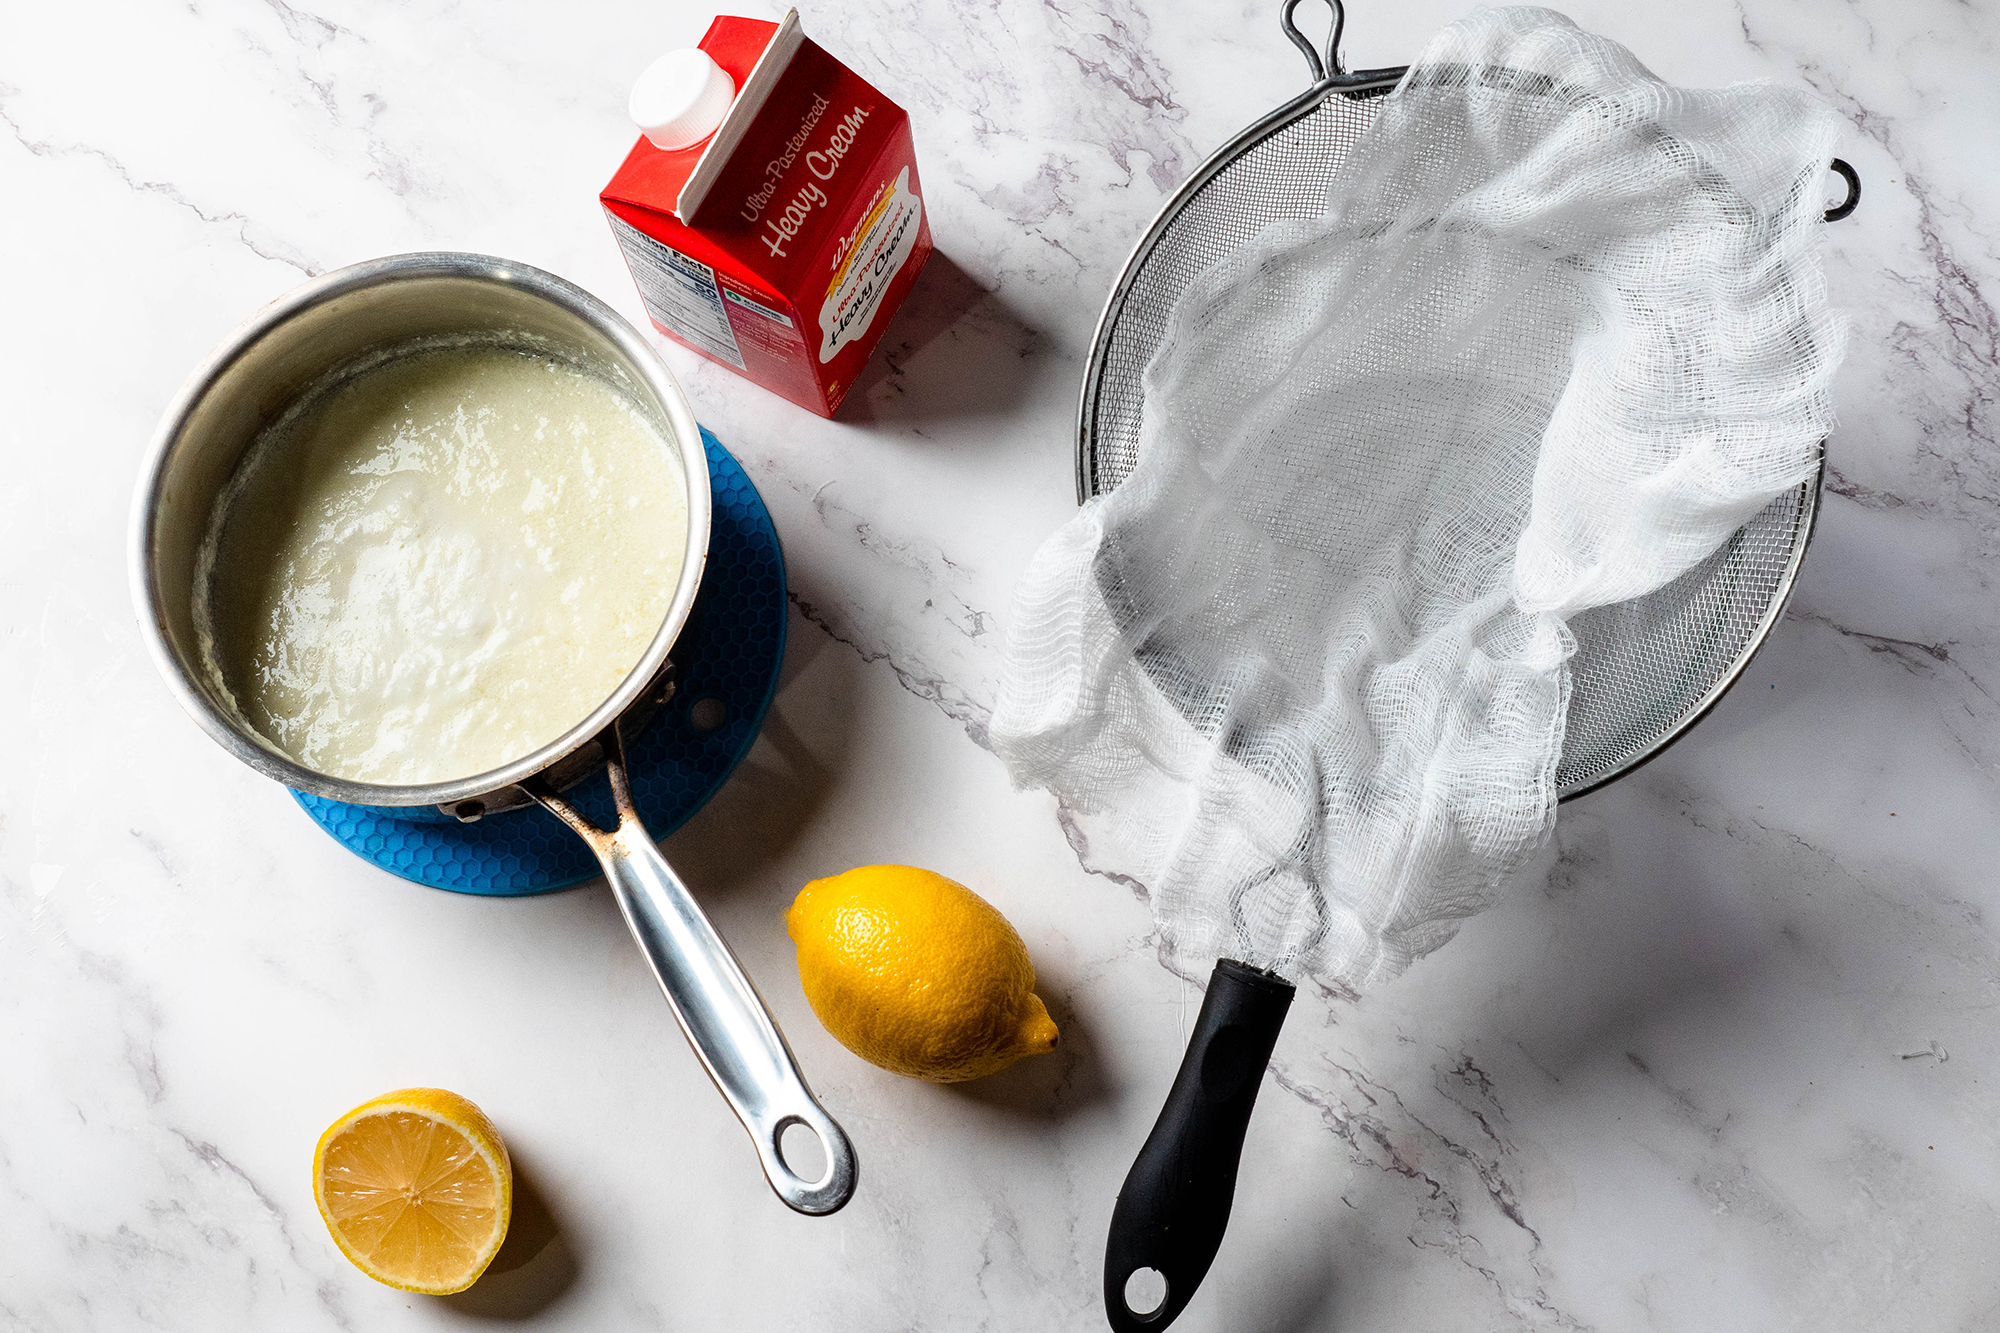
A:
[[291, 427, 785, 896]]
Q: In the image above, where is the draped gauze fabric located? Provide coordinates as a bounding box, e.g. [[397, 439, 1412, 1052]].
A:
[[992, 8, 1845, 986]]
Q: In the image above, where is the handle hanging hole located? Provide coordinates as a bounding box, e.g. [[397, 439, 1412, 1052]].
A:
[[777, 1117, 830, 1186], [1122, 1267, 1169, 1319]]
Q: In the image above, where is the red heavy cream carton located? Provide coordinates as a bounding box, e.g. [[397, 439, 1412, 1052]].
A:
[[601, 10, 932, 417]]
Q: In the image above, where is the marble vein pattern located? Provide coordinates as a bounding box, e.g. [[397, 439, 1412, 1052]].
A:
[[2, 0, 1998, 1329]]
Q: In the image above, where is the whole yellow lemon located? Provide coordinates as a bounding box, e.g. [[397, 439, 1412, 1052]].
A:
[[787, 865, 1059, 1083]]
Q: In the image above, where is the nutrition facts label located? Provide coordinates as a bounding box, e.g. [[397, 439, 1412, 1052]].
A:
[[608, 217, 745, 369]]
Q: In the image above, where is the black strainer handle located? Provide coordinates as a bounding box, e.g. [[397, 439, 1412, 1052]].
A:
[[1104, 959, 1296, 1331], [1281, 0, 1346, 81]]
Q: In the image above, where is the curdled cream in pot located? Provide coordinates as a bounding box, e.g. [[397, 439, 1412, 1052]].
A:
[[196, 341, 689, 787]]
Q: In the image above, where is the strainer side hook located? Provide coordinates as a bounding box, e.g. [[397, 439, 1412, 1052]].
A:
[[1282, 0, 1346, 81]]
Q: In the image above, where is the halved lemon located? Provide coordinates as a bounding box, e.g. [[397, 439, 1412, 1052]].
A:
[[313, 1087, 513, 1294]]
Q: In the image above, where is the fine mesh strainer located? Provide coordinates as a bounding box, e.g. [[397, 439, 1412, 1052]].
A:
[[1077, 4, 1859, 1329], [1078, 0, 1858, 805]]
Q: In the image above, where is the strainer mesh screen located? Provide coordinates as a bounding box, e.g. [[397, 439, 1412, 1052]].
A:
[[1083, 85, 1816, 796]]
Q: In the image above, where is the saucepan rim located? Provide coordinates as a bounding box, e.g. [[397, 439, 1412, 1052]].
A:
[[129, 250, 714, 810]]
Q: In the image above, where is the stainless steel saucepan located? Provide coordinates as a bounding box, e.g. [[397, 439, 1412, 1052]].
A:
[[129, 251, 856, 1215]]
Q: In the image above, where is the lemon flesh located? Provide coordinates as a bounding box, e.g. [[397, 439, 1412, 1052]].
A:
[[313, 1088, 512, 1295], [788, 865, 1060, 1083]]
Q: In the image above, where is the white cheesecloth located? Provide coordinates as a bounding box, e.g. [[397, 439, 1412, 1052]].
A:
[[990, 7, 1846, 988]]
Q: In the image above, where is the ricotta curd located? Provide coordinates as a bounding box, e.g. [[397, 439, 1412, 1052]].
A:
[[197, 341, 690, 786]]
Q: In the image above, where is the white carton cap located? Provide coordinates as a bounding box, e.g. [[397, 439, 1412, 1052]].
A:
[[630, 48, 736, 152]]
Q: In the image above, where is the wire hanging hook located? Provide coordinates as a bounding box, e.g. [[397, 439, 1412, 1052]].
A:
[[1824, 158, 1860, 222], [1281, 0, 1346, 83]]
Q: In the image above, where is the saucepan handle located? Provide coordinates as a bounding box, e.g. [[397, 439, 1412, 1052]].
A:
[[1104, 958, 1294, 1331], [600, 815, 859, 1214], [530, 723, 858, 1216]]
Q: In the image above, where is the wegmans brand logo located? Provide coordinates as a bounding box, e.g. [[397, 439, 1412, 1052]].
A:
[[818, 166, 922, 364]]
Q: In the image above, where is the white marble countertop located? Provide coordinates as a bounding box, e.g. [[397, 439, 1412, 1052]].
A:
[[5, 0, 1998, 1327]]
